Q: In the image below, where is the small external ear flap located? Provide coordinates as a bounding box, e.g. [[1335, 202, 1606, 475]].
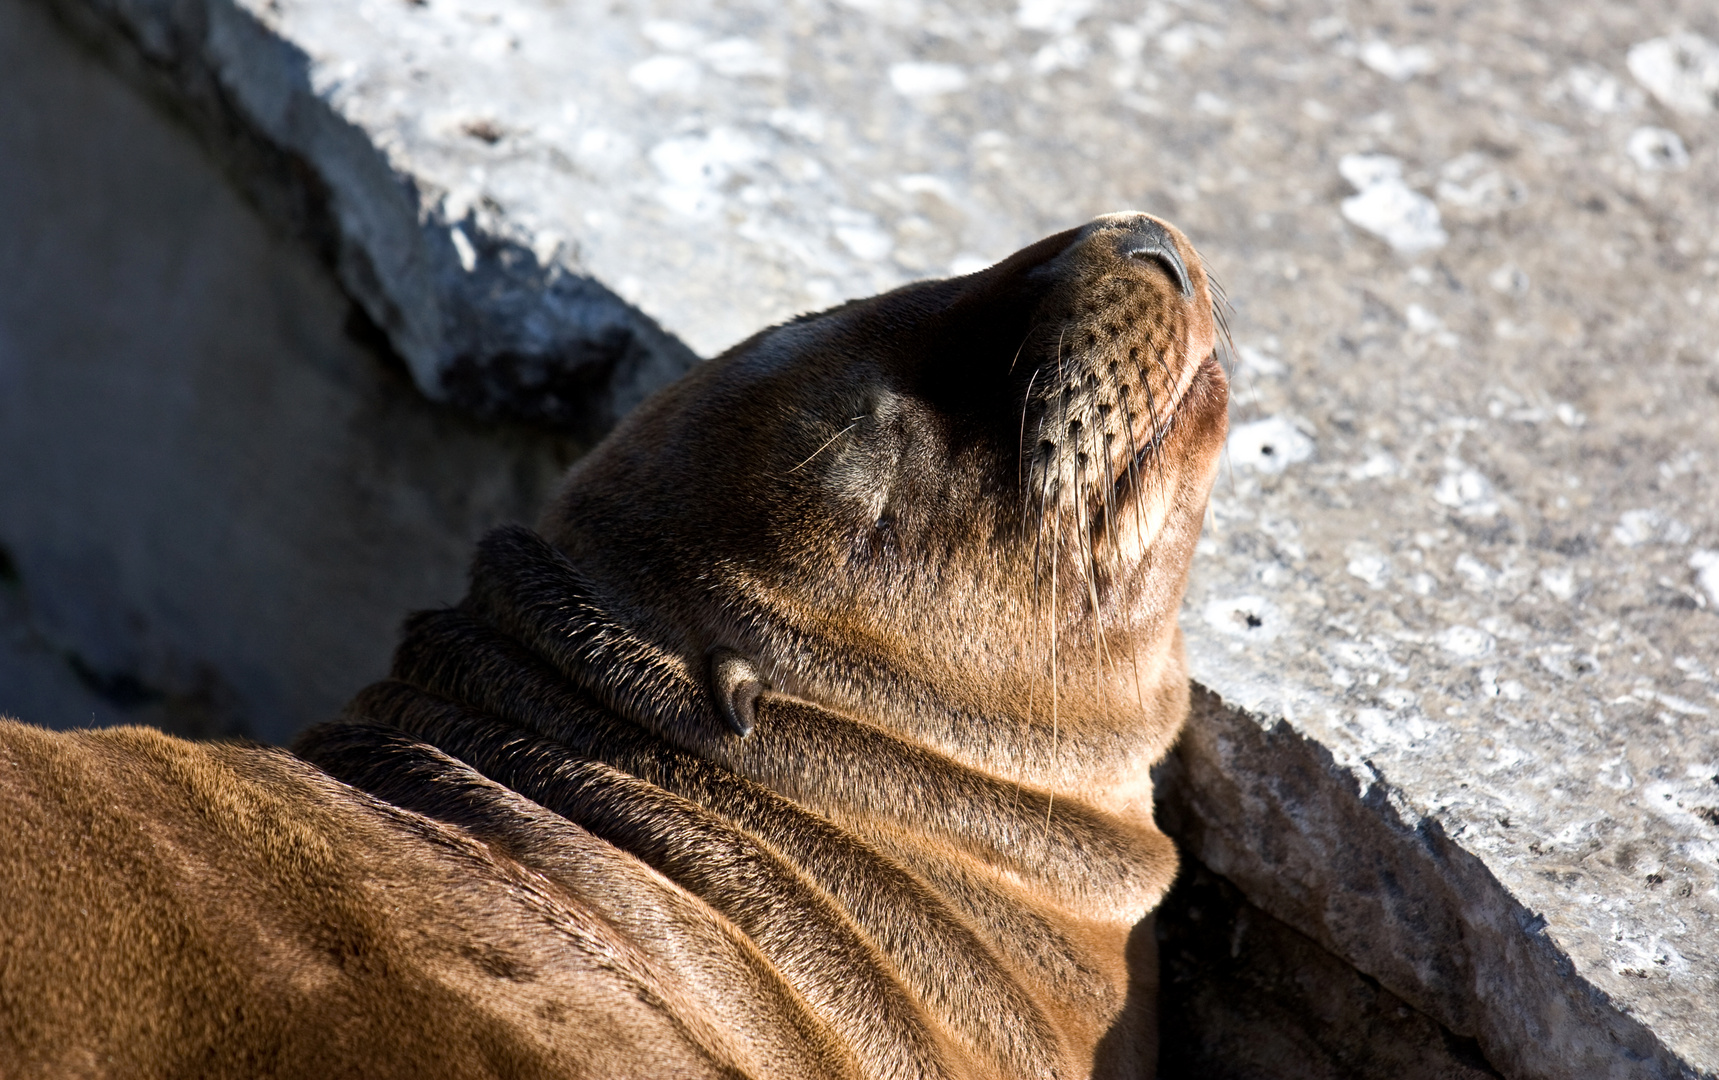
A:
[[709, 649, 767, 737]]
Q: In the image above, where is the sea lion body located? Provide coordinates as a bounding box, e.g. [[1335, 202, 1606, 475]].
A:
[[0, 213, 1228, 1079]]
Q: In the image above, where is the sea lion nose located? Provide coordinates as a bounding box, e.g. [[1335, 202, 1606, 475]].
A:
[[1113, 218, 1193, 299]]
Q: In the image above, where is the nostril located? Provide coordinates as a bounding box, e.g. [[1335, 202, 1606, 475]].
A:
[[1116, 222, 1194, 299], [1133, 248, 1193, 298]]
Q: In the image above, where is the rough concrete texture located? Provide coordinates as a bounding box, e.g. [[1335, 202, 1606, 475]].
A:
[[0, 0, 579, 743], [22, 0, 1719, 1073]]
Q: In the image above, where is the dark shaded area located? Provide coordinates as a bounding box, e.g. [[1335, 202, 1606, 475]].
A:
[[0, 0, 595, 743], [66, 653, 162, 710], [63, 651, 247, 739], [1157, 858, 1501, 1080], [441, 339, 631, 439]]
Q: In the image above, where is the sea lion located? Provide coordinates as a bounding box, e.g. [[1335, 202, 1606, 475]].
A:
[[0, 211, 1227, 1079]]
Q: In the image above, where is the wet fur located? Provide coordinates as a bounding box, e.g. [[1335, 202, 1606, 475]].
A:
[[0, 215, 1228, 1079]]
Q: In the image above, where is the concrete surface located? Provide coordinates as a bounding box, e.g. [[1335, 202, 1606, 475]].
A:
[[0, 0, 579, 742], [9, 0, 1719, 1073]]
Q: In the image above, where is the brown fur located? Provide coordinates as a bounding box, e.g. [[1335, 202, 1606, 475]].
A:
[[0, 213, 1227, 1079]]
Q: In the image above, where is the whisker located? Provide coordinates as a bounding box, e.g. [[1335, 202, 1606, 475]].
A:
[[1017, 480, 1049, 826], [1198, 247, 1239, 374], [1151, 348, 1183, 489], [1117, 384, 1149, 545], [1099, 425, 1119, 574], [784, 416, 865, 474], [1046, 472, 1060, 846], [1007, 321, 1044, 375], [1238, 349, 1264, 422], [1031, 438, 1054, 599], [1222, 430, 1238, 499], [1018, 365, 1042, 496], [1075, 449, 1106, 733], [1198, 247, 1228, 302], [1043, 378, 1076, 845], [1137, 350, 1166, 495], [1128, 643, 1147, 717], [1077, 448, 1105, 645], [1213, 307, 1237, 375]]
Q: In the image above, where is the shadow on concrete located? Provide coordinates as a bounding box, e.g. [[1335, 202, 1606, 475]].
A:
[[1157, 856, 1502, 1080]]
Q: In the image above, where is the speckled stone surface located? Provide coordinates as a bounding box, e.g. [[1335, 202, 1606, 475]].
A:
[[41, 0, 1719, 1073]]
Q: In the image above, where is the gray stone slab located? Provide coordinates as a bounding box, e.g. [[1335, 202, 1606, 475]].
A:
[[33, 0, 1719, 1073]]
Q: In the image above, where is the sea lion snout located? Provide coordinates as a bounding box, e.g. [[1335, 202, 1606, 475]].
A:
[[1012, 213, 1223, 561]]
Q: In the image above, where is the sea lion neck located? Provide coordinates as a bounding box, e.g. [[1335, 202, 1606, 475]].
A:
[[461, 523, 1187, 802], [324, 522, 1182, 1078]]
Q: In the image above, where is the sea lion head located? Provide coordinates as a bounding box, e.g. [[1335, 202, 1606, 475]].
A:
[[540, 212, 1228, 796]]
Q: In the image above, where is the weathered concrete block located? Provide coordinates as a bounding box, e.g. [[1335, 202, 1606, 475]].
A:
[[7, 0, 1716, 1072], [39, 0, 699, 432]]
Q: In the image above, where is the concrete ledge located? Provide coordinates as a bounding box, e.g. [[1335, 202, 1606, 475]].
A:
[[1158, 687, 1687, 1080], [40, 0, 698, 435]]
